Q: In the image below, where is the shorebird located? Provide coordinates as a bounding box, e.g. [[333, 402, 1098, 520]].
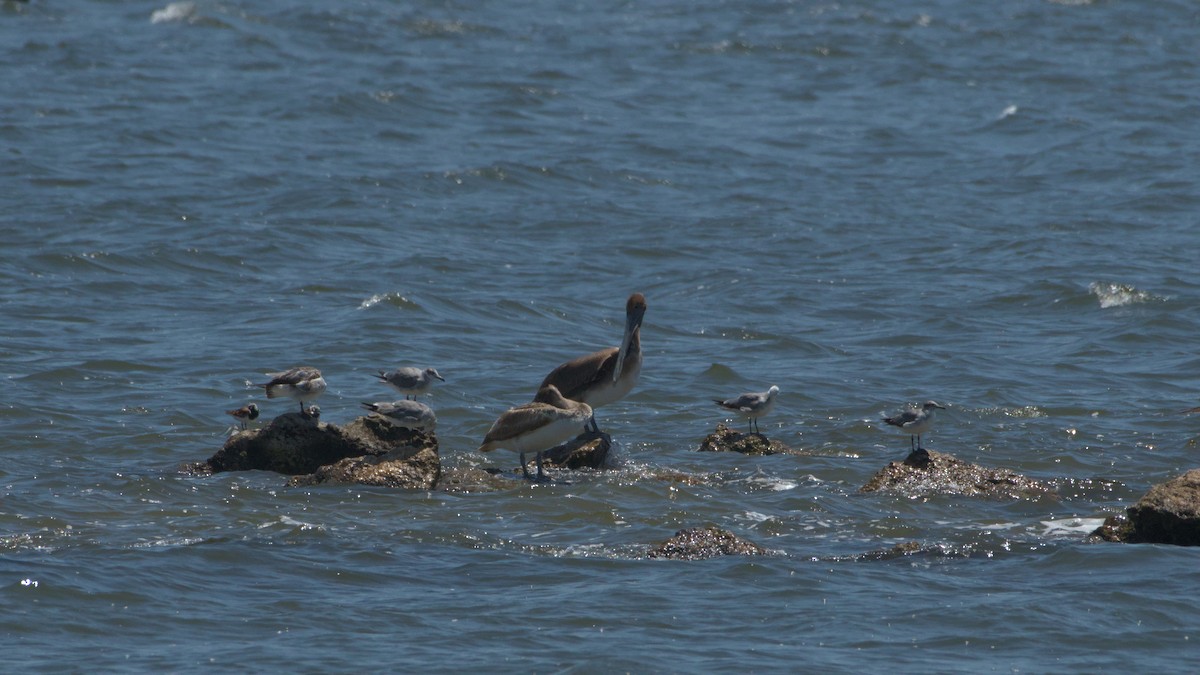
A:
[[713, 385, 779, 434], [257, 366, 326, 416], [361, 399, 437, 432], [225, 403, 259, 430], [882, 401, 945, 452], [539, 292, 646, 432], [375, 367, 444, 400], [479, 384, 593, 481]]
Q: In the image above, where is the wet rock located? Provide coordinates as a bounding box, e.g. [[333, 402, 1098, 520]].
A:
[[647, 526, 769, 560], [539, 431, 613, 470], [1092, 469, 1200, 545], [697, 423, 800, 455], [189, 413, 439, 488], [288, 444, 440, 489], [436, 466, 521, 493], [847, 541, 928, 561], [860, 448, 1051, 499]]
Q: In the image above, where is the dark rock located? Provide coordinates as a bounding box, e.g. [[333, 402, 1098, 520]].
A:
[[540, 431, 613, 470], [1092, 469, 1200, 545], [647, 526, 769, 560], [188, 413, 439, 488], [697, 423, 801, 455], [860, 448, 1051, 499], [848, 541, 928, 561]]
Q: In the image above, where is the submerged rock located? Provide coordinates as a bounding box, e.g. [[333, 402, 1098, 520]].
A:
[[697, 423, 801, 455], [1092, 469, 1200, 546], [647, 526, 769, 560], [189, 412, 439, 488], [860, 448, 1051, 499]]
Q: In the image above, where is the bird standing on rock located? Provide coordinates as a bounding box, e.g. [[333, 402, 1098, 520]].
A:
[[882, 400, 945, 453], [714, 385, 779, 434], [225, 403, 259, 430], [257, 366, 326, 416], [361, 399, 437, 432], [479, 384, 593, 482]]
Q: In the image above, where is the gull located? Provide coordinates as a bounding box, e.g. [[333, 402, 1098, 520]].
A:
[[713, 385, 779, 434], [360, 399, 437, 432], [375, 367, 445, 400], [225, 403, 259, 430], [882, 401, 945, 452], [479, 384, 593, 481], [257, 366, 326, 416], [539, 293, 646, 433]]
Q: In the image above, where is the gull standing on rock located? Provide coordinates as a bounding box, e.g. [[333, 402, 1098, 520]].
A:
[[360, 399, 437, 432], [376, 367, 445, 400], [257, 366, 326, 416], [539, 293, 646, 433], [478, 384, 593, 482], [714, 385, 780, 434], [882, 400, 945, 452]]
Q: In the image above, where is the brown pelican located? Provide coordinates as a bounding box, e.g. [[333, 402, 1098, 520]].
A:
[[714, 385, 779, 434], [882, 401, 945, 452], [257, 366, 326, 416], [479, 384, 593, 481], [539, 292, 646, 432]]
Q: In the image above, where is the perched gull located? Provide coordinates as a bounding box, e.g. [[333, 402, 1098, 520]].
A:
[[225, 403, 259, 430], [361, 399, 437, 432], [713, 385, 780, 434], [257, 366, 326, 417], [479, 384, 593, 481], [882, 401, 945, 452], [375, 367, 445, 400], [539, 292, 646, 433]]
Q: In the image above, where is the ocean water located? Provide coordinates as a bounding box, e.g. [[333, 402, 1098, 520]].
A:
[[4, 0, 1200, 670]]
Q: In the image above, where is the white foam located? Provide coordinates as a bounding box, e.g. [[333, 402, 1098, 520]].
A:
[[1041, 517, 1106, 536], [1089, 281, 1159, 308], [150, 2, 197, 24]]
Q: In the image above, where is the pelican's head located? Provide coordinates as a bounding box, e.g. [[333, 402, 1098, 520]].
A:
[[614, 292, 647, 382]]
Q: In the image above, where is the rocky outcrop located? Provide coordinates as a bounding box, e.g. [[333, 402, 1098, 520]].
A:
[[1093, 469, 1200, 545], [860, 449, 1051, 499], [647, 526, 769, 560], [189, 413, 439, 488], [697, 424, 801, 455]]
